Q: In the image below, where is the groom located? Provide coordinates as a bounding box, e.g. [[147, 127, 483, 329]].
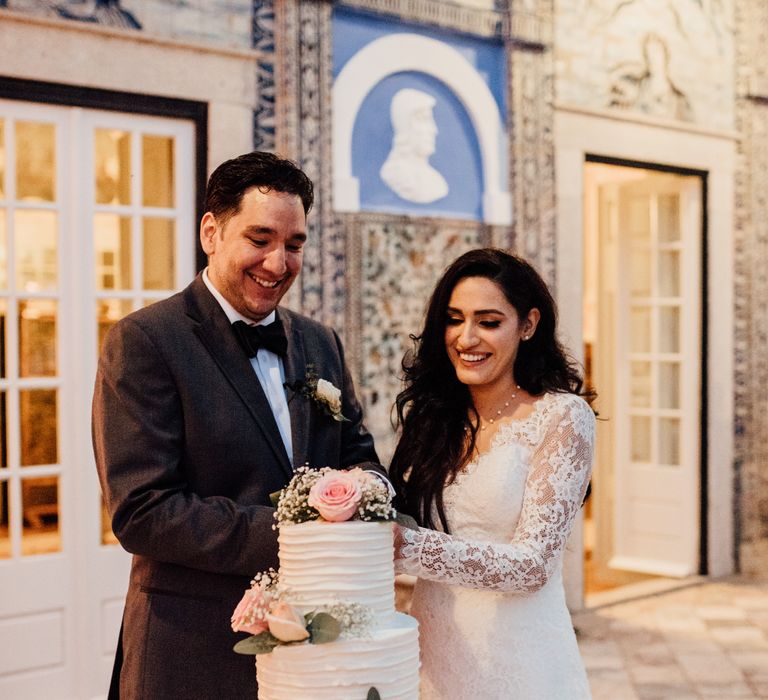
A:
[[92, 151, 381, 699]]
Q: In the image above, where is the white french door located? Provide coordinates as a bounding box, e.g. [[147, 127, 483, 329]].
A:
[[592, 167, 702, 578], [0, 99, 195, 699]]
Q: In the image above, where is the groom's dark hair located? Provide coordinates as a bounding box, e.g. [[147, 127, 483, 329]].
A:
[[204, 151, 314, 224]]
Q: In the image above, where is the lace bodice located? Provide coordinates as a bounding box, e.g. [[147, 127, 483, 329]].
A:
[[396, 392, 594, 593]]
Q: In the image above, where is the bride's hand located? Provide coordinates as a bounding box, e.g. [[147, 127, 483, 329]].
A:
[[393, 523, 406, 560]]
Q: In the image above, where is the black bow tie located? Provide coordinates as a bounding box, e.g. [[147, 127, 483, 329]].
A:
[[231, 319, 288, 357]]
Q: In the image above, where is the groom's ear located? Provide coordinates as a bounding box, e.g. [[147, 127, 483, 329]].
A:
[[200, 212, 219, 255]]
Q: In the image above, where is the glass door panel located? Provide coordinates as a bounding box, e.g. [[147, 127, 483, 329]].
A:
[[15, 121, 56, 202], [14, 210, 58, 291], [142, 134, 175, 207], [94, 129, 131, 206], [0, 119, 5, 197]]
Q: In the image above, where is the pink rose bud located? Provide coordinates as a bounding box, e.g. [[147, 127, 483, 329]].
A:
[[267, 601, 310, 642], [307, 471, 363, 522], [231, 588, 269, 635]]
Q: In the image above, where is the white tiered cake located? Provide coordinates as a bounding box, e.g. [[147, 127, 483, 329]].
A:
[[255, 520, 419, 700]]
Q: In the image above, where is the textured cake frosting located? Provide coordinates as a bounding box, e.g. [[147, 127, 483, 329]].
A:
[[277, 520, 396, 618], [255, 520, 419, 700]]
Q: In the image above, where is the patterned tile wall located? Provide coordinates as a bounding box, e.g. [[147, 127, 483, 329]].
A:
[[358, 219, 488, 459], [734, 0, 768, 572]]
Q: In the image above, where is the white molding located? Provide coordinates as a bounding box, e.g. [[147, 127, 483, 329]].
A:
[[332, 33, 511, 225], [0, 7, 264, 61], [608, 556, 694, 579], [554, 102, 741, 142]]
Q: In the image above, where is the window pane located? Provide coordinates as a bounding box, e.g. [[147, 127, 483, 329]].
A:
[[94, 214, 132, 290], [143, 217, 175, 290], [659, 362, 680, 410], [658, 417, 680, 465], [630, 361, 652, 408], [97, 299, 133, 352], [630, 416, 651, 461], [0, 120, 4, 198], [19, 299, 57, 378], [0, 392, 6, 468], [95, 129, 131, 205], [658, 250, 680, 297], [630, 248, 651, 297], [142, 135, 174, 207], [627, 196, 650, 243], [0, 479, 9, 558], [15, 210, 58, 291], [22, 476, 60, 555], [0, 208, 7, 289], [20, 389, 57, 466], [659, 306, 680, 353], [16, 121, 56, 202], [658, 194, 680, 243], [0, 299, 5, 378], [630, 306, 651, 353]]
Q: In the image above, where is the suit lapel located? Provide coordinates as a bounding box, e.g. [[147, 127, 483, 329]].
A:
[[186, 277, 293, 479], [281, 310, 311, 470]]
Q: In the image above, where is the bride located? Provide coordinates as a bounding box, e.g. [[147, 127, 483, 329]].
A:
[[391, 248, 594, 699]]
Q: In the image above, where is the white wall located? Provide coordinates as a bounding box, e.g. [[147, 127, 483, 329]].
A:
[[0, 9, 259, 171]]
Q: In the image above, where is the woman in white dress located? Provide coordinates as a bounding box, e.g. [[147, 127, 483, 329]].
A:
[[391, 248, 594, 699]]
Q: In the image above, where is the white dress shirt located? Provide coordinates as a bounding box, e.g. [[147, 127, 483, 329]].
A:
[[202, 269, 293, 463]]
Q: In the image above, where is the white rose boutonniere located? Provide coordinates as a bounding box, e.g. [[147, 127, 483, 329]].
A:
[[315, 378, 342, 417], [285, 364, 349, 422]]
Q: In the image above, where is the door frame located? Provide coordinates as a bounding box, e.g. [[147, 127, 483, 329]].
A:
[[555, 106, 736, 607]]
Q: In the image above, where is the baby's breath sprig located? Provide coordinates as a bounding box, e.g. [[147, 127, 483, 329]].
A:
[[274, 466, 323, 525], [324, 601, 375, 639]]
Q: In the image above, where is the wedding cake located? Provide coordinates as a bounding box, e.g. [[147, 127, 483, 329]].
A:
[[231, 467, 419, 700], [257, 520, 419, 699]]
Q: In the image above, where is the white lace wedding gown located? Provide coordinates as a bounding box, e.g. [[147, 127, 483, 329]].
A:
[[396, 392, 594, 699]]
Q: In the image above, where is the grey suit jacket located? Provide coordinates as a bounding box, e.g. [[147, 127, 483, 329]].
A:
[[92, 275, 380, 699]]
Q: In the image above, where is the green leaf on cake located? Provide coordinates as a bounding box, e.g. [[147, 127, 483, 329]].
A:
[[306, 612, 341, 644], [395, 512, 420, 530], [269, 489, 282, 508], [233, 632, 280, 655], [367, 688, 382, 700]]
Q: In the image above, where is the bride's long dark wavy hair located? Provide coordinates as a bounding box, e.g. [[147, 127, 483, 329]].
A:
[[389, 248, 593, 532]]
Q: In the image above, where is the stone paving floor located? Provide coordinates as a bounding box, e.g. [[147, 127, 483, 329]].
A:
[[574, 575, 768, 699]]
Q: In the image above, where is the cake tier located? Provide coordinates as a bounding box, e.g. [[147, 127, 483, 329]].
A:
[[278, 521, 395, 619], [256, 613, 419, 700]]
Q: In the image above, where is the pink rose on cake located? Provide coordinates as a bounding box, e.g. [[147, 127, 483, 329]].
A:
[[267, 601, 310, 642], [307, 470, 364, 522], [231, 584, 270, 636]]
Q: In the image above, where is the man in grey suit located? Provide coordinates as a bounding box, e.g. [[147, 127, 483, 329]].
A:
[[93, 151, 381, 699]]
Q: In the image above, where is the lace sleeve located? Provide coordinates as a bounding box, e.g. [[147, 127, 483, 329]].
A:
[[395, 395, 594, 593]]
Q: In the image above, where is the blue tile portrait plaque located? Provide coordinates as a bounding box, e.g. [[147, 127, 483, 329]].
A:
[[332, 8, 511, 224]]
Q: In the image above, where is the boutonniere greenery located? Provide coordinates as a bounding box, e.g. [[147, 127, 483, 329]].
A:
[[285, 364, 349, 422]]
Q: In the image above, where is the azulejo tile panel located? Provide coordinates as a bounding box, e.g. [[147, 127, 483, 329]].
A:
[[359, 219, 487, 460], [734, 0, 768, 571]]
